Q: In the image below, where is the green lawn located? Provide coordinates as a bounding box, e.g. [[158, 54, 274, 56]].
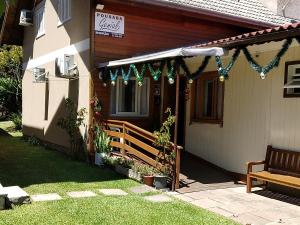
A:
[[0, 122, 239, 225]]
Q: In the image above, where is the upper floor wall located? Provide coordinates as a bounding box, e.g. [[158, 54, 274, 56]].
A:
[[23, 0, 91, 74]]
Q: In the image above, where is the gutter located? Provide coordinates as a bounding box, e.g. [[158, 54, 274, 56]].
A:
[[128, 0, 280, 29]]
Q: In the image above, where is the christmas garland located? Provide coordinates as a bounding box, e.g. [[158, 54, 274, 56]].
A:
[[242, 38, 292, 79], [215, 48, 241, 82], [147, 60, 166, 81], [178, 56, 211, 83], [104, 36, 300, 86]]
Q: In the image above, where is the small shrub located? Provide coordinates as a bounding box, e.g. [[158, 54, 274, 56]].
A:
[[10, 113, 22, 130], [26, 136, 41, 146]]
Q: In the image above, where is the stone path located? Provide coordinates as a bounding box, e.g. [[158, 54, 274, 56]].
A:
[[99, 189, 128, 196], [3, 186, 30, 205], [129, 185, 156, 194], [67, 191, 97, 198], [173, 186, 300, 225], [31, 193, 62, 202]]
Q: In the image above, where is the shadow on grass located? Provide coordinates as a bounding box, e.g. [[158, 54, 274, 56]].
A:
[[0, 134, 128, 189]]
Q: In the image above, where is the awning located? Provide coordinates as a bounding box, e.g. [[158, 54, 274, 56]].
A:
[[98, 46, 226, 68]]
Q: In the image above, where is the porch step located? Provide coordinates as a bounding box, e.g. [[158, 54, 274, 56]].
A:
[[2, 186, 31, 207], [0, 184, 7, 210]]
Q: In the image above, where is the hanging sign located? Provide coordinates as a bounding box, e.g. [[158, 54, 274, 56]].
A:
[[95, 12, 125, 38]]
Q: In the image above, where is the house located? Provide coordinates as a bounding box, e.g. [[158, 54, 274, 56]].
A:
[[0, 0, 297, 186]]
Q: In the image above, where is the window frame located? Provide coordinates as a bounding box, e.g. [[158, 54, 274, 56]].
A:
[[35, 1, 45, 39], [110, 77, 150, 117], [284, 60, 300, 98], [57, 0, 71, 26], [190, 71, 224, 125]]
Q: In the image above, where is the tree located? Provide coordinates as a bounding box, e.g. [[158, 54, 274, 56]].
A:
[[0, 45, 23, 117]]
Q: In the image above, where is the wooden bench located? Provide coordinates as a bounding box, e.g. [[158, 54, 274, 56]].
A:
[[246, 145, 300, 193]]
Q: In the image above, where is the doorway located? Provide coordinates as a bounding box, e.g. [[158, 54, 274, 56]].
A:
[[163, 76, 186, 147]]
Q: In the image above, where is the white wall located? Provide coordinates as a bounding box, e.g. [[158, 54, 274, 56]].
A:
[[185, 40, 300, 174], [22, 0, 91, 147]]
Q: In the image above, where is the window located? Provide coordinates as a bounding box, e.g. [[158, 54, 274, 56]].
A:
[[110, 77, 150, 117], [35, 2, 45, 38], [191, 71, 224, 124], [58, 0, 71, 26], [284, 61, 300, 98]]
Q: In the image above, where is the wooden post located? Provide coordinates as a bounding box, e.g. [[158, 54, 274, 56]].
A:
[[121, 123, 126, 155], [172, 72, 181, 190]]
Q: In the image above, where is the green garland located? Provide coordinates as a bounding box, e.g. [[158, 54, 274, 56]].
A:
[[104, 36, 300, 86], [132, 64, 147, 86], [178, 56, 211, 83], [109, 68, 119, 85], [147, 61, 166, 81], [121, 65, 133, 83], [242, 38, 292, 79], [215, 48, 240, 81]]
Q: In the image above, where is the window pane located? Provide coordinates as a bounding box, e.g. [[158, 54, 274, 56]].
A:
[[139, 79, 149, 115], [203, 80, 213, 117], [118, 80, 136, 113]]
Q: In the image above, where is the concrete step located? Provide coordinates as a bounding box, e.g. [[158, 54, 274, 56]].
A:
[[3, 186, 31, 207], [0, 184, 7, 210]]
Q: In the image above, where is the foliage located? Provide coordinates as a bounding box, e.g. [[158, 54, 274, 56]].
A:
[[0, 45, 23, 117], [132, 162, 158, 177], [0, 0, 15, 14], [91, 95, 102, 112], [10, 112, 22, 130], [57, 98, 87, 160], [104, 155, 121, 168], [94, 124, 111, 154], [117, 157, 134, 169], [153, 108, 176, 175], [26, 136, 41, 146]]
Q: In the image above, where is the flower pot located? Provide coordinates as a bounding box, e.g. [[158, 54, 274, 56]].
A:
[[95, 152, 106, 166], [115, 165, 129, 177], [143, 175, 154, 187], [154, 175, 168, 189], [129, 169, 142, 182]]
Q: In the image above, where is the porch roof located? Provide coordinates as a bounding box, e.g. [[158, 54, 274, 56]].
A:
[[98, 46, 225, 68]]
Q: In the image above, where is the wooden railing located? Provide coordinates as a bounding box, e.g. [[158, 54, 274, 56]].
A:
[[104, 120, 182, 188]]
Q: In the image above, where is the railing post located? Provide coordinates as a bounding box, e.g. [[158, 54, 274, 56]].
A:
[[175, 146, 182, 189], [121, 123, 126, 156]]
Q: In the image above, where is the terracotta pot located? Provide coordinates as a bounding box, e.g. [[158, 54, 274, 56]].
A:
[[143, 175, 154, 187]]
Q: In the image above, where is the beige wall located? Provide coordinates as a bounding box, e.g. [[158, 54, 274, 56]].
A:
[[22, 0, 91, 148], [185, 40, 300, 174]]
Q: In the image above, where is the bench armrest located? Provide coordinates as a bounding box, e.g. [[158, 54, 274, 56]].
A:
[[246, 161, 265, 174]]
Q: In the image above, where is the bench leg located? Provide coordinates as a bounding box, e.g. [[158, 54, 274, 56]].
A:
[[246, 175, 252, 193]]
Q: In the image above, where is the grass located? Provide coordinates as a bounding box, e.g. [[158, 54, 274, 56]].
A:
[[0, 122, 239, 225]]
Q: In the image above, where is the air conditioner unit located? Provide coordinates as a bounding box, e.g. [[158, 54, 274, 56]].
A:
[[33, 67, 46, 83], [56, 54, 79, 78], [19, 10, 33, 26]]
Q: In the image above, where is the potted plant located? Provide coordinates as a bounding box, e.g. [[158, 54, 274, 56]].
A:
[[153, 108, 176, 189], [129, 162, 143, 182], [94, 124, 111, 166], [139, 164, 157, 187], [114, 157, 133, 177]]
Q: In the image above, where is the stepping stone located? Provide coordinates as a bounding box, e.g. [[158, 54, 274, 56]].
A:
[[3, 186, 30, 205], [129, 185, 156, 194], [67, 191, 97, 198], [31, 193, 62, 202], [99, 189, 128, 196], [144, 194, 172, 203]]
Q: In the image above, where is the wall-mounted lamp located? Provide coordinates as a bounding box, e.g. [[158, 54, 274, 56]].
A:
[[96, 4, 104, 10]]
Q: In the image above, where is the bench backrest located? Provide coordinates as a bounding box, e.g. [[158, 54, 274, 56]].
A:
[[265, 145, 300, 177]]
